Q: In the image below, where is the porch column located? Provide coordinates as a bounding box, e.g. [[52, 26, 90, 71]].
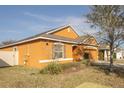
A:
[[104, 50, 107, 62]]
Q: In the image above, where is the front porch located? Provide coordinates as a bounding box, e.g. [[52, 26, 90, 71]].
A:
[[72, 45, 98, 62]]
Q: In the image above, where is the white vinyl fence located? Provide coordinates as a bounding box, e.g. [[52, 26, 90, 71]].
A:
[[0, 51, 18, 67]]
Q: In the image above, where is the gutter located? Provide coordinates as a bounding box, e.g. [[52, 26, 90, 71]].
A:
[[0, 36, 78, 49]]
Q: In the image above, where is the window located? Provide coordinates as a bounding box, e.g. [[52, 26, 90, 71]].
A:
[[53, 43, 64, 59]]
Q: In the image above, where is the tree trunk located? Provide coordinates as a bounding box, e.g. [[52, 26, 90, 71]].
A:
[[109, 45, 114, 72]]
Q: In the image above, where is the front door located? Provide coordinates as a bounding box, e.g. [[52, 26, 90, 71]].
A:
[[84, 53, 90, 59]]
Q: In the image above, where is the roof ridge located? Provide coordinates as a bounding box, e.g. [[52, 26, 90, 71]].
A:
[[14, 25, 71, 43], [0, 25, 73, 47], [41, 34, 75, 40]]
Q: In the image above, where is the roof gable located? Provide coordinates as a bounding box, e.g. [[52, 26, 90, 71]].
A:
[[75, 35, 98, 46], [47, 26, 79, 39]]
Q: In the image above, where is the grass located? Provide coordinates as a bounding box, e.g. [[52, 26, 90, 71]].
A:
[[76, 82, 110, 88], [0, 63, 124, 88]]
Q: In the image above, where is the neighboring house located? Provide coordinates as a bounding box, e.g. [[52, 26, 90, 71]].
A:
[[98, 43, 110, 61], [114, 48, 124, 60], [98, 42, 124, 61], [0, 25, 98, 68]]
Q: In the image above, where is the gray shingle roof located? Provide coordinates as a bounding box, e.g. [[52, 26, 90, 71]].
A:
[[99, 43, 110, 50], [74, 35, 93, 43], [40, 34, 76, 43], [16, 25, 70, 43], [16, 25, 74, 43], [0, 25, 98, 48]]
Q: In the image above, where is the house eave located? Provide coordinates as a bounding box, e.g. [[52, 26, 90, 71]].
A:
[[0, 36, 78, 49]]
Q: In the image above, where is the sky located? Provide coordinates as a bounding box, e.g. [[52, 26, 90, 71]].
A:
[[0, 5, 97, 43]]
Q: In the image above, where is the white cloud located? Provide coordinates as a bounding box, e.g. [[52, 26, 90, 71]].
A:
[[24, 12, 85, 25], [0, 29, 22, 34], [24, 12, 64, 22], [28, 24, 52, 33], [65, 16, 86, 25], [24, 12, 98, 35]]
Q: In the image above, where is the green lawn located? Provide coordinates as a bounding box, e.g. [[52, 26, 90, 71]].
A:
[[0, 64, 124, 88]]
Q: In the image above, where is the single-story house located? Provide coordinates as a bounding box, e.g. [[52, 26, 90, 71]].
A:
[[0, 25, 98, 68]]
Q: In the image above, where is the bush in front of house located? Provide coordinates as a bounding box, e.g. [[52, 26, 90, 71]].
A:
[[40, 62, 62, 75], [40, 62, 87, 75], [40, 62, 83, 75]]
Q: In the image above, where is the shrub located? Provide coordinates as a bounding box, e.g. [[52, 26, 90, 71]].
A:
[[40, 62, 62, 75], [40, 62, 83, 75]]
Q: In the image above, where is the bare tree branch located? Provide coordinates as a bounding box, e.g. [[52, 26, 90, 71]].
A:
[[86, 5, 124, 71]]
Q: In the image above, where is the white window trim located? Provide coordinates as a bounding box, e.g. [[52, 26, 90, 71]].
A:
[[53, 43, 65, 59], [39, 58, 73, 63], [84, 46, 97, 49], [54, 42, 64, 45]]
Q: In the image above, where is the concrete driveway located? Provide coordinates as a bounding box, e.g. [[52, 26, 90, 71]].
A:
[[0, 59, 10, 67], [94, 60, 124, 72]]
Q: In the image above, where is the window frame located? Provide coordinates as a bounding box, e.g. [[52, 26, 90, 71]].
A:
[[52, 43, 65, 59]]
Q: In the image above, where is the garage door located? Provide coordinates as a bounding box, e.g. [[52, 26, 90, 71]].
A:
[[0, 47, 18, 67]]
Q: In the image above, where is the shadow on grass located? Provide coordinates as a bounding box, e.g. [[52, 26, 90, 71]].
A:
[[91, 63, 124, 78]]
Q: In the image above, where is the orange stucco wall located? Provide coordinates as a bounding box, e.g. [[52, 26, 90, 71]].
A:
[[0, 47, 13, 51], [17, 40, 43, 68], [51, 27, 79, 39], [26, 40, 73, 68], [0, 39, 73, 68]]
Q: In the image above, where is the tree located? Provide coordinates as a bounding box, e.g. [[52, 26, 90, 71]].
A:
[[0, 40, 16, 46], [86, 5, 124, 71]]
